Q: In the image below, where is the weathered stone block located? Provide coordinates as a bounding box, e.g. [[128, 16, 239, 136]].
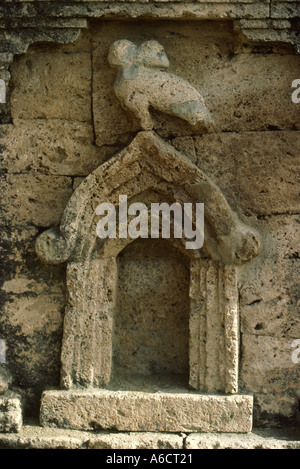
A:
[[10, 50, 91, 122], [0, 120, 116, 176], [271, 2, 300, 19], [240, 335, 300, 394], [185, 430, 300, 449], [88, 432, 183, 450], [0, 2, 271, 22], [253, 391, 298, 427], [0, 174, 73, 226], [0, 223, 66, 396], [239, 215, 300, 339], [0, 425, 89, 449], [40, 389, 253, 433], [0, 426, 299, 450], [192, 132, 300, 216], [0, 392, 22, 433], [1, 294, 63, 340]]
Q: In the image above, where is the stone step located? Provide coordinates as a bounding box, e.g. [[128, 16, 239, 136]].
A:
[[40, 389, 253, 433]]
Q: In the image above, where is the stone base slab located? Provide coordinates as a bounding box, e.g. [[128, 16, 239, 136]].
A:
[[0, 392, 23, 433], [40, 389, 253, 433], [0, 426, 300, 450]]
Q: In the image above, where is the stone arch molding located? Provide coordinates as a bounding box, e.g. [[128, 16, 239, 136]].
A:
[[36, 131, 261, 266], [36, 130, 262, 394]]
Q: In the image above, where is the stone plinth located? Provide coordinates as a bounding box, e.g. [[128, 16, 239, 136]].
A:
[[40, 389, 253, 433], [0, 392, 23, 433]]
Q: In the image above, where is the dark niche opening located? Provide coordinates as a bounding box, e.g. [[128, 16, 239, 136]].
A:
[[110, 238, 190, 391]]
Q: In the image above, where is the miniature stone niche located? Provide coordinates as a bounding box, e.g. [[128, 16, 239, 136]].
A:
[[35, 42, 262, 432], [108, 40, 215, 133], [37, 131, 259, 432], [36, 131, 261, 393]]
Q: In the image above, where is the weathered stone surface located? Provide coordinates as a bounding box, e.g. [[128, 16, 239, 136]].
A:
[[0, 425, 89, 449], [240, 335, 300, 394], [1, 19, 88, 30], [182, 53, 300, 133], [0, 2, 271, 22], [191, 132, 300, 216], [10, 49, 91, 122], [0, 392, 22, 433], [0, 367, 12, 396], [238, 217, 299, 422], [271, 2, 300, 19], [40, 390, 254, 433], [0, 120, 118, 176], [238, 28, 296, 49], [0, 293, 64, 405], [0, 222, 66, 406], [239, 215, 300, 339], [1, 425, 299, 450], [0, 28, 82, 56], [0, 173, 73, 226], [114, 247, 190, 380], [189, 260, 239, 394], [88, 432, 183, 450], [1, 293, 63, 340], [212, 213, 299, 425], [253, 391, 298, 427], [185, 429, 300, 449]]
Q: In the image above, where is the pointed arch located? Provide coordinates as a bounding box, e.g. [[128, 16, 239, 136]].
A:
[[36, 131, 261, 266]]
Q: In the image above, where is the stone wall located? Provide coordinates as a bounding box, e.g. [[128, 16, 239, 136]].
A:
[[0, 1, 299, 428]]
